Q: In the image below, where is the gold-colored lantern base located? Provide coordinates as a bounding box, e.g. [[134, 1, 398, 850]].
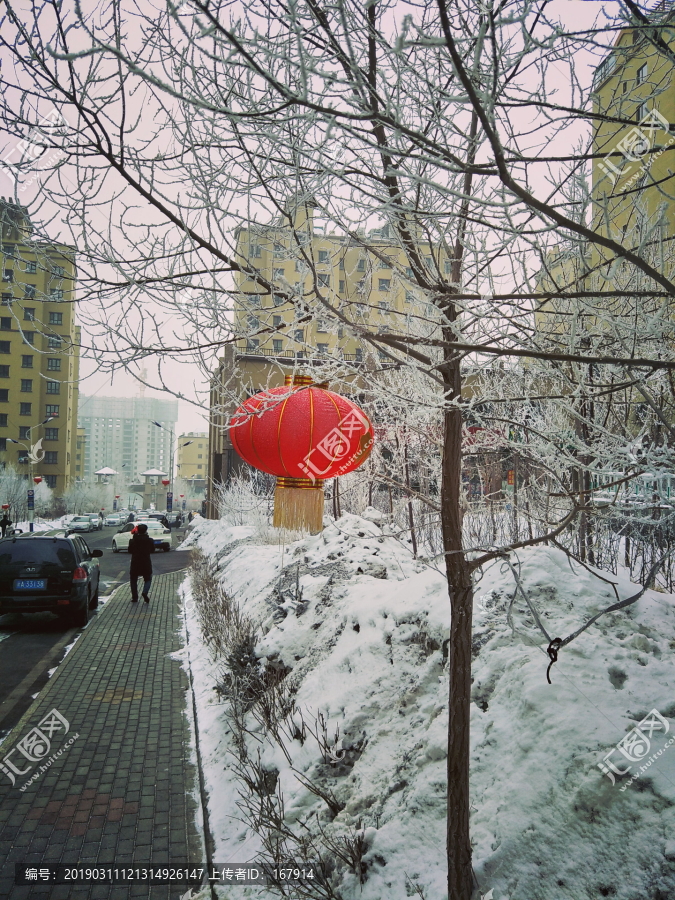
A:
[[273, 477, 324, 534]]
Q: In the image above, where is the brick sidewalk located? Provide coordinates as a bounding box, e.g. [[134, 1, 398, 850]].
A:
[[0, 570, 204, 899]]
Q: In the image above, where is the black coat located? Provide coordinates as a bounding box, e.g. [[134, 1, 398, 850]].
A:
[[128, 533, 155, 576]]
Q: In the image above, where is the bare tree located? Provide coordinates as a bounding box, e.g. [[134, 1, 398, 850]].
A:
[[2, 1, 675, 896]]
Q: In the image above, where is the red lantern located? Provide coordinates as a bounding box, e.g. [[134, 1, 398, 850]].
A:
[[33, 476, 42, 484], [162, 479, 170, 487], [230, 375, 373, 532], [1, 504, 9, 510]]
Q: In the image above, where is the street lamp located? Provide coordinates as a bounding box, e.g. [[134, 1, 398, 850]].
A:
[[153, 421, 176, 510], [9, 415, 57, 531]]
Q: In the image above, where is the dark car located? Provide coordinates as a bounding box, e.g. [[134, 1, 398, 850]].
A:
[[0, 534, 103, 627], [145, 512, 170, 529]]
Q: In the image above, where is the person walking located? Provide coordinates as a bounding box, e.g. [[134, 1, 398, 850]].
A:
[[128, 522, 155, 603], [0, 512, 11, 538]]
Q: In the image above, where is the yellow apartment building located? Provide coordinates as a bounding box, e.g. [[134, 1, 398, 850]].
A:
[[592, 5, 675, 235], [206, 198, 443, 514], [0, 199, 80, 495], [177, 432, 208, 480]]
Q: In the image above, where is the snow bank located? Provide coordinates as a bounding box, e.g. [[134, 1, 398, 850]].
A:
[[180, 516, 675, 900]]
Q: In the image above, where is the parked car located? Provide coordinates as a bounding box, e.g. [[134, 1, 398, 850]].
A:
[[104, 514, 121, 527], [112, 522, 173, 553], [86, 513, 104, 531], [166, 512, 183, 527], [0, 533, 103, 626], [66, 515, 94, 534]]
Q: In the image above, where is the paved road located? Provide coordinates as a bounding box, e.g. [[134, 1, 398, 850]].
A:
[[0, 526, 191, 743]]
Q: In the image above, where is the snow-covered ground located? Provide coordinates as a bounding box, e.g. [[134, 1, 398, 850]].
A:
[[178, 515, 675, 900]]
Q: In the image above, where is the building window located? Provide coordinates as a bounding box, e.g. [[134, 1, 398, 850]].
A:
[[20, 402, 31, 415], [273, 293, 285, 306], [23, 331, 34, 345], [0, 438, 5, 451], [0, 367, 9, 378], [246, 338, 259, 351], [26, 261, 37, 274], [49, 312, 63, 325], [18, 426, 29, 440], [318, 273, 330, 287], [249, 244, 262, 258], [53, 265, 64, 276], [197, 453, 203, 459], [317, 320, 329, 333], [43, 474, 57, 488], [25, 285, 36, 299], [355, 348, 363, 362], [247, 294, 261, 307], [637, 101, 648, 121], [24, 308, 35, 321], [273, 243, 285, 257], [20, 380, 32, 393], [246, 315, 259, 331], [0, 318, 10, 330], [48, 336, 62, 350], [295, 329, 304, 342], [272, 339, 283, 353], [46, 381, 60, 394], [2, 293, 11, 306], [45, 428, 58, 441], [378, 279, 391, 292], [0, 415, 6, 427], [636, 64, 647, 85], [273, 268, 285, 279], [357, 258, 366, 272], [0, 390, 7, 402], [318, 343, 328, 354], [339, 279, 345, 293], [46, 404, 59, 416], [379, 301, 390, 313], [50, 288, 64, 301], [21, 355, 33, 368], [318, 250, 329, 263], [2, 244, 14, 258], [0, 342, 9, 354], [3, 270, 13, 282], [339, 258, 345, 270], [44, 451, 58, 465], [273, 315, 282, 328]]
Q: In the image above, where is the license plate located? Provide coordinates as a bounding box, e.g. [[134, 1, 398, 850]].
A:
[[14, 579, 47, 591], [153, 539, 163, 545]]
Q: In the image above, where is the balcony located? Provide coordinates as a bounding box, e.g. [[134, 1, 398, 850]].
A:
[[234, 346, 362, 363]]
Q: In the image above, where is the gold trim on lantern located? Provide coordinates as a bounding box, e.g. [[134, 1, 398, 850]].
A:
[[277, 476, 322, 490], [284, 374, 329, 389]]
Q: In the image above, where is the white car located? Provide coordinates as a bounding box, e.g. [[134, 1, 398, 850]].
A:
[[104, 514, 122, 526], [66, 515, 94, 534], [112, 522, 173, 553]]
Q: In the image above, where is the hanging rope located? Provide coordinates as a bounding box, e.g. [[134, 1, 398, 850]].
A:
[[546, 638, 562, 684], [498, 553, 665, 683]]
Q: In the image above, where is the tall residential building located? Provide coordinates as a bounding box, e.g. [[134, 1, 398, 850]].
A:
[[592, 4, 675, 236], [78, 395, 178, 484], [0, 198, 80, 494], [207, 198, 442, 514]]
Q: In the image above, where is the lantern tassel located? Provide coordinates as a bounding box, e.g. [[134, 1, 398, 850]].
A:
[[274, 477, 324, 534]]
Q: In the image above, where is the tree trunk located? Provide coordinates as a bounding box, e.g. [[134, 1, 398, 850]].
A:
[[441, 354, 475, 900]]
